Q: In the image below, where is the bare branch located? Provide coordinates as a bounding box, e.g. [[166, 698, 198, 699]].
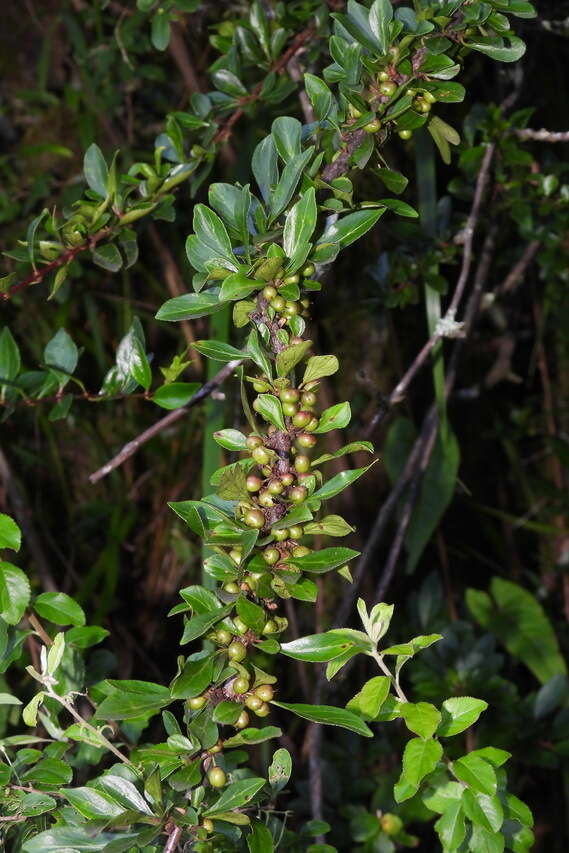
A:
[[514, 128, 569, 143]]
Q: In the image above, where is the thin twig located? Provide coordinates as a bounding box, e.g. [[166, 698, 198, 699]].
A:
[[514, 128, 569, 143], [88, 359, 242, 483], [498, 239, 541, 294], [163, 824, 182, 853]]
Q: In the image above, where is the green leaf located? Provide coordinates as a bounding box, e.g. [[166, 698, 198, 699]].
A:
[[213, 701, 244, 725], [280, 631, 366, 663], [0, 327, 21, 382], [346, 676, 391, 719], [171, 654, 214, 699], [304, 74, 334, 121], [254, 394, 286, 430], [34, 592, 85, 627], [193, 204, 235, 264], [236, 597, 266, 634], [212, 68, 247, 97], [181, 605, 233, 644], [303, 515, 354, 537], [0, 514, 21, 552], [252, 135, 278, 205], [151, 382, 201, 410], [469, 824, 505, 853], [223, 725, 282, 747], [273, 701, 373, 737], [504, 794, 534, 828], [452, 754, 497, 796], [193, 339, 246, 362], [0, 561, 30, 625], [316, 208, 384, 249], [83, 143, 108, 197], [23, 692, 44, 727], [438, 697, 488, 737], [466, 34, 526, 62], [96, 680, 172, 720], [283, 188, 317, 258], [302, 354, 339, 385], [156, 291, 228, 322], [270, 147, 315, 221], [115, 322, 150, 390], [434, 800, 466, 851], [395, 737, 443, 801], [376, 168, 408, 194], [64, 786, 125, 820], [369, 0, 393, 54], [22, 827, 126, 852], [213, 429, 248, 451], [151, 10, 170, 49], [311, 441, 374, 466], [92, 242, 123, 272], [378, 198, 419, 218], [93, 774, 155, 816], [204, 777, 266, 816], [272, 116, 302, 162], [268, 747, 292, 793], [314, 402, 351, 433], [466, 577, 567, 684], [462, 789, 504, 833], [276, 340, 313, 378], [247, 328, 273, 377], [286, 546, 360, 574], [44, 329, 79, 376], [358, 600, 394, 644], [220, 272, 261, 301], [248, 821, 275, 853], [209, 183, 251, 247], [311, 464, 374, 501], [401, 702, 441, 739]]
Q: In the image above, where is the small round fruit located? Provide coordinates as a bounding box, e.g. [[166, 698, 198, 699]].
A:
[[388, 45, 400, 61], [217, 629, 232, 645], [261, 465, 272, 477], [263, 285, 277, 300], [292, 545, 311, 558], [233, 617, 248, 634], [305, 416, 319, 432], [281, 473, 295, 486], [292, 410, 312, 428], [272, 527, 289, 541], [378, 70, 390, 82], [233, 676, 250, 694], [272, 296, 286, 312], [297, 432, 317, 448], [364, 119, 382, 133], [263, 619, 278, 634], [380, 81, 397, 97], [255, 702, 270, 717], [202, 818, 214, 833], [252, 446, 270, 466], [268, 479, 284, 496], [208, 767, 227, 788], [246, 475, 262, 493], [284, 301, 299, 317], [282, 401, 298, 417], [188, 695, 207, 710], [423, 90, 437, 104], [415, 97, 431, 113], [209, 739, 223, 755], [288, 524, 303, 540], [294, 455, 310, 474], [289, 485, 308, 504], [228, 641, 247, 662], [246, 435, 263, 450], [253, 381, 267, 393], [223, 581, 240, 594], [289, 336, 304, 345], [284, 274, 300, 285], [229, 549, 242, 564], [258, 490, 274, 508], [398, 129, 412, 140], [255, 684, 274, 702], [245, 694, 263, 711], [301, 391, 317, 407], [235, 710, 250, 729], [302, 263, 315, 277], [380, 814, 403, 836], [264, 547, 280, 566], [280, 387, 299, 404]]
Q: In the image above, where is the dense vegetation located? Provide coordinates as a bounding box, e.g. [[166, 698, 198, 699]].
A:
[[1, 1, 569, 851]]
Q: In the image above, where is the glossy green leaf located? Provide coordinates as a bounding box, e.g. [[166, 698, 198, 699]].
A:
[[283, 188, 317, 258], [156, 291, 227, 321], [270, 147, 314, 221], [236, 597, 266, 634], [0, 514, 21, 552], [213, 429, 248, 451], [303, 515, 354, 537], [34, 592, 85, 627], [286, 546, 360, 574], [313, 402, 351, 433], [302, 354, 339, 385], [223, 726, 282, 747], [151, 382, 201, 410], [434, 800, 466, 851], [254, 394, 286, 430], [151, 11, 170, 50], [64, 786, 125, 820], [272, 116, 302, 162], [193, 204, 235, 263], [248, 821, 275, 852], [311, 441, 374, 466], [280, 631, 362, 663], [92, 242, 123, 272], [453, 754, 497, 796], [304, 74, 334, 120], [462, 789, 504, 833], [0, 327, 21, 382], [438, 696, 488, 737], [83, 143, 108, 197], [401, 702, 441, 739], [395, 737, 443, 801], [252, 135, 278, 204], [220, 272, 261, 301], [170, 654, 214, 699], [204, 777, 266, 816], [193, 340, 246, 362], [276, 340, 313, 378], [0, 561, 30, 625], [268, 747, 292, 793], [316, 208, 384, 249], [273, 701, 373, 737], [311, 464, 374, 501], [96, 680, 172, 720], [466, 34, 526, 62], [346, 676, 391, 719], [369, 0, 393, 54], [44, 328, 78, 376]]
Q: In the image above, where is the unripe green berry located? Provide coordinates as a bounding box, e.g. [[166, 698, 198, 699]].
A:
[[284, 274, 300, 285], [272, 527, 288, 541], [415, 97, 431, 113], [423, 90, 437, 104], [280, 388, 300, 404], [235, 710, 250, 729], [202, 818, 214, 833], [292, 410, 311, 428], [292, 545, 311, 558], [252, 446, 270, 465], [264, 547, 280, 565], [272, 296, 285, 312], [288, 524, 304, 540], [208, 767, 227, 788], [379, 81, 397, 97], [364, 119, 382, 133], [381, 814, 403, 836], [289, 336, 304, 345], [228, 641, 247, 662], [263, 285, 277, 300], [245, 694, 263, 711], [262, 619, 278, 634], [255, 702, 270, 717], [258, 490, 274, 508], [294, 455, 310, 474], [233, 617, 248, 634], [246, 475, 262, 493], [268, 479, 284, 495], [398, 129, 412, 140], [233, 676, 250, 695], [188, 695, 207, 710], [289, 485, 308, 504], [255, 684, 274, 702], [217, 629, 232, 645], [244, 509, 264, 529], [253, 381, 267, 392], [284, 301, 299, 317], [297, 432, 317, 449], [378, 70, 390, 82], [282, 401, 298, 417], [223, 581, 240, 594], [246, 435, 263, 450], [388, 45, 400, 62], [280, 473, 295, 486], [301, 391, 317, 407], [302, 263, 315, 277], [229, 548, 242, 563], [208, 739, 223, 755]]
